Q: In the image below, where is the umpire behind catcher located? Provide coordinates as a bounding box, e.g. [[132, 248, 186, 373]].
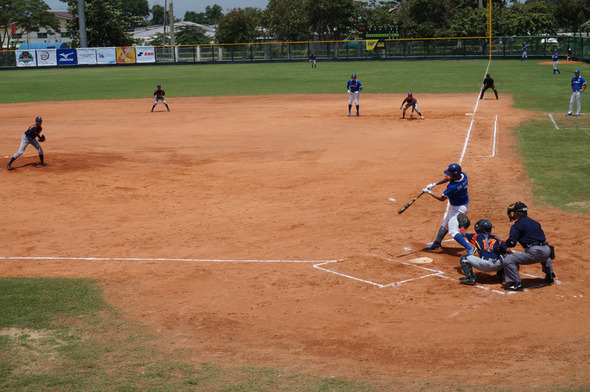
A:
[[501, 202, 556, 292]]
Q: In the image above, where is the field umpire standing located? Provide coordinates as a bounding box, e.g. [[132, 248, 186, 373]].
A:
[[480, 74, 498, 100], [6, 116, 47, 170], [346, 74, 362, 116], [501, 202, 556, 291]]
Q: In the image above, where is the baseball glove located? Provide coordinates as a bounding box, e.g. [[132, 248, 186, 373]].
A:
[[457, 213, 470, 229], [38, 134, 46, 142]]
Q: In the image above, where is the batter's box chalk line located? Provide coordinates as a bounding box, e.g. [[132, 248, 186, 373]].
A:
[[313, 254, 517, 295], [464, 114, 499, 158], [546, 113, 590, 130]]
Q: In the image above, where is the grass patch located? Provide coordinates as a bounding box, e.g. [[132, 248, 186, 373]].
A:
[[3, 278, 584, 391]]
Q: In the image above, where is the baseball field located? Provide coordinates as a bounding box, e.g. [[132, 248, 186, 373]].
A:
[[1, 60, 589, 391]]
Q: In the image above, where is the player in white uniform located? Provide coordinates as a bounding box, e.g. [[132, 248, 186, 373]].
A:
[[566, 69, 587, 117], [346, 74, 362, 116]]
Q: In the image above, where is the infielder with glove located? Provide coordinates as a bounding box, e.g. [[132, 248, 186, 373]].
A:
[[6, 116, 47, 170], [566, 69, 587, 117], [400, 93, 424, 119], [151, 83, 170, 112], [346, 74, 362, 116], [422, 163, 474, 255], [458, 218, 509, 286], [480, 74, 498, 100], [501, 202, 556, 292]]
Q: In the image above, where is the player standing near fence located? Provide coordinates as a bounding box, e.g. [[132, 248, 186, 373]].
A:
[[566, 69, 587, 117], [6, 116, 47, 170], [521, 42, 527, 62], [552, 49, 561, 75], [346, 74, 362, 116], [151, 84, 170, 112]]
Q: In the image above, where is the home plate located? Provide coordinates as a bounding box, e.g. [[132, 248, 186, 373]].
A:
[[408, 256, 433, 264]]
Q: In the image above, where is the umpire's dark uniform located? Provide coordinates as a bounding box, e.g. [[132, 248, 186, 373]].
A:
[[501, 202, 555, 291], [480, 74, 498, 100]]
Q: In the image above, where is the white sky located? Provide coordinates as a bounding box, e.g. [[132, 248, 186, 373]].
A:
[[44, 1, 270, 18]]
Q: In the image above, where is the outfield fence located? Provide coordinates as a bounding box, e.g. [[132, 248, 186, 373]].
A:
[[1, 35, 589, 68]]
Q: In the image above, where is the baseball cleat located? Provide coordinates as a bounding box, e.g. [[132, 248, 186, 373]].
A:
[[348, 112, 351, 116], [425, 242, 441, 250], [355, 113, 359, 116], [399, 116, 404, 119], [545, 273, 556, 284], [576, 114, 580, 117], [503, 281, 523, 291], [6, 163, 11, 170], [420, 116, 425, 120], [459, 277, 476, 285], [40, 162, 48, 167], [565, 113, 572, 116]]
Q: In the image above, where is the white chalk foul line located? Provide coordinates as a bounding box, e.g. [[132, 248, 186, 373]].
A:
[[465, 114, 498, 158], [0, 256, 333, 263]]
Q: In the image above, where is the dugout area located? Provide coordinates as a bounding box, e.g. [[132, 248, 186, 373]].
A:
[[1, 94, 589, 388]]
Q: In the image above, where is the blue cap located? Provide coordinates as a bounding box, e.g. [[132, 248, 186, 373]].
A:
[[351, 74, 356, 78], [575, 69, 580, 73], [35, 116, 42, 122], [157, 84, 161, 87], [408, 92, 412, 96], [444, 163, 462, 176]]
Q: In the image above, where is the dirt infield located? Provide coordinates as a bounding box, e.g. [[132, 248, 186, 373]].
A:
[[1, 94, 589, 388]]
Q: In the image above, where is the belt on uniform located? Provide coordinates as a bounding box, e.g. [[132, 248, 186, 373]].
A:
[[526, 242, 548, 249], [480, 256, 499, 262]]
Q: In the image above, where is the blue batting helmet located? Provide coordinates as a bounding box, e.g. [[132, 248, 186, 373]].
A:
[[35, 116, 42, 122], [444, 163, 462, 176], [351, 74, 356, 78], [575, 69, 580, 73], [474, 219, 494, 234]]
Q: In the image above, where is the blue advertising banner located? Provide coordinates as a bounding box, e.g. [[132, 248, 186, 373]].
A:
[[57, 48, 77, 65]]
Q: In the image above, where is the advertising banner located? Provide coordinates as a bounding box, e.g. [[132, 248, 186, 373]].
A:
[[116, 46, 136, 63], [16, 50, 37, 67], [57, 48, 77, 65], [36, 49, 57, 66], [97, 47, 116, 64], [136, 46, 156, 63], [77, 48, 97, 65]]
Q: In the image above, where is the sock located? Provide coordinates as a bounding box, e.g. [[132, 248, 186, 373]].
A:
[[454, 233, 473, 251], [434, 227, 448, 244], [356, 105, 359, 113], [348, 105, 351, 113], [40, 154, 44, 163]]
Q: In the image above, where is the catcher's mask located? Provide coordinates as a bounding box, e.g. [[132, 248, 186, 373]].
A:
[[507, 201, 527, 221], [474, 219, 493, 234]]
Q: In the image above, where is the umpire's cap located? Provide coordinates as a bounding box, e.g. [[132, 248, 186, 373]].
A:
[[507, 201, 527, 221], [35, 116, 42, 122], [444, 163, 462, 176]]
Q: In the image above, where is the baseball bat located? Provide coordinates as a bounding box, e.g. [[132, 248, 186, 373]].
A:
[[398, 191, 425, 214]]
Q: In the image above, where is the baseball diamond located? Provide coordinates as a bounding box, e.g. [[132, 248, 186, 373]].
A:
[[1, 92, 589, 390]]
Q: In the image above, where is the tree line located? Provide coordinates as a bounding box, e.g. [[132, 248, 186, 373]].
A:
[[1, 0, 589, 49]]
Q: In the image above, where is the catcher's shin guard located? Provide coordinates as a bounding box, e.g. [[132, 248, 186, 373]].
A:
[[460, 256, 476, 285]]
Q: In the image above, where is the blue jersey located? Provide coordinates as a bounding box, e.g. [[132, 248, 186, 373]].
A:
[[443, 172, 468, 206], [465, 232, 508, 260], [522, 44, 527, 51], [571, 76, 587, 91], [347, 79, 362, 93], [552, 52, 558, 60]]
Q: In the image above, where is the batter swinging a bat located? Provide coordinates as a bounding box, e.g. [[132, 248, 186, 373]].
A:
[[422, 163, 474, 255]]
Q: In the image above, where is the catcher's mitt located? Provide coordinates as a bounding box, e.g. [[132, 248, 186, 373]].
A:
[[38, 134, 45, 142], [457, 213, 470, 229]]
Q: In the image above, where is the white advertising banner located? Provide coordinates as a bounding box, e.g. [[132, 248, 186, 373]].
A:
[[96, 47, 116, 64], [36, 49, 57, 66], [77, 48, 97, 65], [16, 50, 37, 67], [136, 46, 156, 63]]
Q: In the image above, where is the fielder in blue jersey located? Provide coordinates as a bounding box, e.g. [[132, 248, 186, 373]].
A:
[[566, 69, 587, 116], [346, 74, 362, 116], [423, 163, 474, 255], [521, 42, 527, 61], [552, 49, 561, 74]]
